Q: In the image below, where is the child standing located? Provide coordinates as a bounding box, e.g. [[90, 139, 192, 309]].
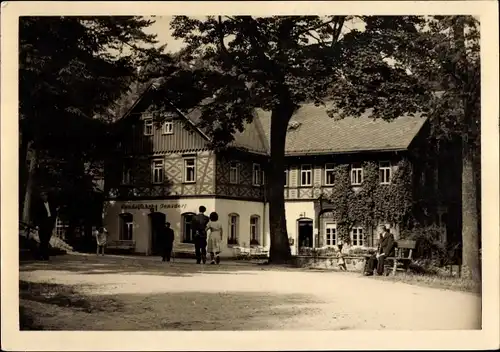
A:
[[337, 241, 347, 271], [94, 227, 108, 256], [337, 251, 347, 271]]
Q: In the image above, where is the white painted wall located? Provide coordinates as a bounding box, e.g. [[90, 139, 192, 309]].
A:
[[214, 198, 265, 257], [103, 198, 216, 254], [104, 197, 400, 256], [284, 201, 316, 255], [261, 200, 316, 256]]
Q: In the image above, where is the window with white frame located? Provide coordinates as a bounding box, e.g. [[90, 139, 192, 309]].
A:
[[122, 166, 131, 185], [143, 118, 153, 136], [152, 159, 164, 184], [300, 164, 312, 186], [184, 158, 196, 183], [324, 163, 335, 186], [228, 213, 239, 245], [54, 217, 68, 238], [325, 224, 337, 246], [379, 161, 392, 184], [229, 162, 239, 184], [162, 121, 174, 135], [351, 163, 363, 185], [182, 213, 195, 243], [351, 227, 364, 246], [253, 163, 262, 186], [284, 168, 288, 187], [250, 215, 260, 245]]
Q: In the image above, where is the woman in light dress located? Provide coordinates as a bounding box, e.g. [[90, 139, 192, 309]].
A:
[[206, 212, 223, 265], [93, 226, 108, 256]]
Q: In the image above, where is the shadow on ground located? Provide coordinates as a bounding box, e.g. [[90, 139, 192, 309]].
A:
[[20, 280, 323, 330], [19, 254, 273, 278]]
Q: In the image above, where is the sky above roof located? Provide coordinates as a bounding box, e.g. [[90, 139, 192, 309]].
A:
[[142, 16, 366, 54]]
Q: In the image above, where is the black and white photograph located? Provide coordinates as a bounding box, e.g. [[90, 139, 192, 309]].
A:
[[1, 1, 499, 351]]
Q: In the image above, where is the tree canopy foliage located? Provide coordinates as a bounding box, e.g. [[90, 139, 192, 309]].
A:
[[140, 15, 480, 268], [325, 15, 480, 280], [20, 15, 480, 271], [19, 16, 165, 243]]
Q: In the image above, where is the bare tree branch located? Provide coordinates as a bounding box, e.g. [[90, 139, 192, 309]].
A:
[[329, 16, 346, 46], [294, 17, 340, 38]]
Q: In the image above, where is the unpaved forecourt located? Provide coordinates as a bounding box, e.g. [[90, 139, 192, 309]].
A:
[[19, 254, 481, 330]]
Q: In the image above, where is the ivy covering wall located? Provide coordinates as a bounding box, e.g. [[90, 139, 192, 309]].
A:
[[326, 159, 413, 244]]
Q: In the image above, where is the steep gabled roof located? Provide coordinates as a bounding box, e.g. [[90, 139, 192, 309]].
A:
[[116, 83, 427, 156], [247, 104, 427, 155]]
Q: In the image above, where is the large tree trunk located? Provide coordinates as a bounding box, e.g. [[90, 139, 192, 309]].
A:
[[19, 137, 31, 219], [267, 103, 294, 264], [452, 16, 481, 282], [22, 144, 37, 224], [461, 144, 480, 281]]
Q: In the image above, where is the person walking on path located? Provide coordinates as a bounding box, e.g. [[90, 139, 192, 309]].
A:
[[206, 212, 223, 265], [161, 222, 175, 262], [364, 225, 395, 276], [94, 227, 108, 256], [192, 206, 209, 264], [32, 190, 57, 261]]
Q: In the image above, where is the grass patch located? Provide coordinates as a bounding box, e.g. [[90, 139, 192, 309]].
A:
[[377, 273, 480, 294]]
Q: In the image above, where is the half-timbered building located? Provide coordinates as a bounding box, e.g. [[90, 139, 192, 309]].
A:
[[103, 83, 454, 257]]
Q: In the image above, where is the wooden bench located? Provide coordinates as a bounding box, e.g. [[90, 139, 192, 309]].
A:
[[384, 240, 416, 276], [233, 246, 269, 260], [107, 240, 136, 251], [443, 243, 463, 277]]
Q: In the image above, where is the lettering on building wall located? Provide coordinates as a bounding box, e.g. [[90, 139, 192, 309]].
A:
[[121, 203, 187, 210]]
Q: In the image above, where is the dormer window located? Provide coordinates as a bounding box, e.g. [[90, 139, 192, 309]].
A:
[[287, 121, 302, 131]]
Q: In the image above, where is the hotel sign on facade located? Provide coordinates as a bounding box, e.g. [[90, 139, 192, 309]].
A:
[[121, 202, 187, 211]]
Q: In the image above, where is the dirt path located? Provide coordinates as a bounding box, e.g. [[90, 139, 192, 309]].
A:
[[19, 254, 481, 330]]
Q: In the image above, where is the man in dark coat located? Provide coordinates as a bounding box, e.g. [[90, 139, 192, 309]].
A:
[[32, 191, 57, 260], [191, 205, 209, 264], [364, 225, 395, 276], [161, 222, 175, 262]]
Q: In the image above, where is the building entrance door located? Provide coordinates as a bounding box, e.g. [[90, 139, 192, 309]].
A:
[[149, 212, 166, 255], [297, 219, 313, 250]]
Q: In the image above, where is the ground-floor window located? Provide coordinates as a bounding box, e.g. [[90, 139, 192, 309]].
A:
[[119, 213, 133, 241], [250, 215, 260, 245], [351, 226, 364, 246], [54, 217, 68, 238], [325, 223, 337, 246], [182, 213, 195, 243], [228, 213, 239, 245]]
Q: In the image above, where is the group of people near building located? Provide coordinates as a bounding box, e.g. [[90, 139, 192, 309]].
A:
[[30, 189, 395, 275], [30, 189, 225, 266], [161, 205, 223, 265], [90, 205, 224, 265]]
